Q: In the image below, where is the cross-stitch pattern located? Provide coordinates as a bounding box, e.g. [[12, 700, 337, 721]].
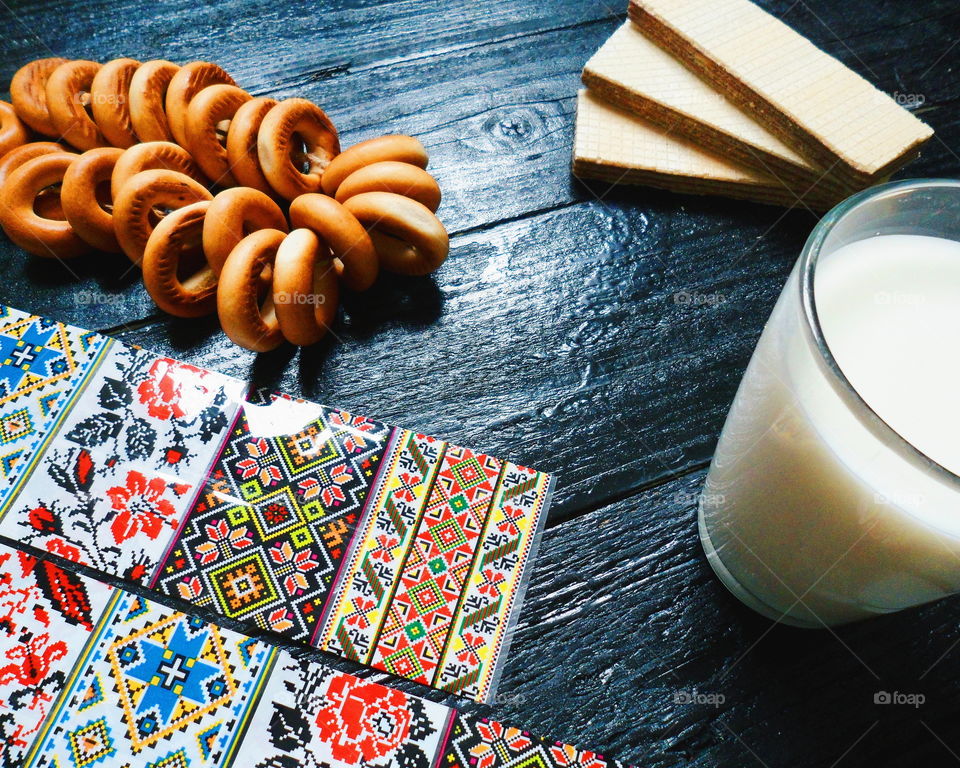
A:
[[242, 656, 451, 768], [25, 589, 276, 768], [1, 344, 245, 582], [0, 304, 553, 702], [0, 539, 628, 768], [152, 397, 393, 643], [319, 434, 552, 700], [0, 306, 108, 509], [441, 715, 624, 768], [0, 543, 112, 768]]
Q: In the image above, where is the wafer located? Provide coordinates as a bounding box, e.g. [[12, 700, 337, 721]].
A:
[[627, 0, 933, 187], [582, 22, 850, 198], [573, 90, 841, 210]]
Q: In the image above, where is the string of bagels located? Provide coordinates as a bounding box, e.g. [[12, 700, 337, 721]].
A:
[[0, 57, 449, 351]]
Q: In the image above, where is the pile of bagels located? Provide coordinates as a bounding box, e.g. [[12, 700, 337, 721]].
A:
[[0, 57, 449, 351]]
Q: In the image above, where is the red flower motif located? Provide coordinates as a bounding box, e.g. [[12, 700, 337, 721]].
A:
[[28, 505, 59, 534], [43, 538, 83, 563], [236, 438, 282, 485], [471, 721, 534, 768], [549, 744, 608, 768], [106, 470, 179, 544], [314, 675, 412, 764], [136, 358, 209, 421]]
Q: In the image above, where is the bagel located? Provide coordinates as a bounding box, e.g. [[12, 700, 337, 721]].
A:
[[0, 101, 29, 159], [128, 59, 180, 142], [10, 58, 68, 136], [321, 135, 428, 196], [342, 191, 448, 276], [184, 84, 251, 187], [202, 186, 287, 274], [217, 228, 287, 352], [257, 98, 339, 200], [334, 160, 441, 211], [142, 201, 219, 317], [45, 60, 109, 150], [165, 61, 236, 148], [224, 97, 277, 194], [0, 153, 90, 259], [273, 228, 339, 345], [111, 141, 207, 200], [61, 147, 125, 252], [288, 193, 378, 291], [89, 58, 140, 148], [113, 168, 212, 263]]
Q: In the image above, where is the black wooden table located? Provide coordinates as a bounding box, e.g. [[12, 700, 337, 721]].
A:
[[2, 1, 959, 765]]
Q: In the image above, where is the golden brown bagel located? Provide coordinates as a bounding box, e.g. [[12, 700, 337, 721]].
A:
[[45, 60, 109, 150], [89, 58, 140, 148], [0, 101, 29, 159], [257, 98, 339, 200], [342, 191, 448, 276], [0, 153, 90, 259], [10, 58, 68, 136], [225, 97, 277, 194], [0, 142, 72, 188], [184, 84, 251, 187], [217, 228, 287, 352], [321, 135, 428, 197], [113, 168, 212, 264], [288, 193, 378, 291], [334, 161, 441, 211], [128, 60, 180, 142], [142, 201, 219, 317], [111, 141, 207, 200], [61, 147, 125, 252], [273, 228, 339, 346], [202, 187, 288, 274], [165, 61, 236, 148]]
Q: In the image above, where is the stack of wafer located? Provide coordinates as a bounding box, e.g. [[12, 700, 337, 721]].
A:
[[574, 0, 934, 209]]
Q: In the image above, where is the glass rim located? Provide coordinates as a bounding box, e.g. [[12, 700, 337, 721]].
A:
[[799, 177, 960, 488]]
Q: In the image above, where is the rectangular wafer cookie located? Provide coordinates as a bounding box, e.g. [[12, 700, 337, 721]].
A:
[[627, 0, 933, 186], [573, 90, 842, 209], [582, 22, 850, 198]]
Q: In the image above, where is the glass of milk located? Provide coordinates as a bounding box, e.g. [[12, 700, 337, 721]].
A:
[[699, 179, 960, 627]]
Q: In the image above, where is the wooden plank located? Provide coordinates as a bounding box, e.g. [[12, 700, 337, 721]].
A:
[[476, 469, 960, 766], [0, 2, 958, 520]]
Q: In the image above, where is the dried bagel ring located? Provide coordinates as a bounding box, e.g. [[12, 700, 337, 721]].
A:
[[0, 153, 90, 259], [225, 97, 277, 194], [165, 61, 236, 148], [342, 191, 449, 276], [0, 101, 29, 159], [257, 98, 339, 200], [10, 57, 68, 136], [217, 228, 287, 352], [61, 147, 124, 252], [202, 187, 288, 275], [111, 141, 207, 200], [89, 58, 140, 148], [45, 60, 109, 150], [0, 142, 72, 189], [273, 228, 339, 346], [128, 59, 179, 142], [142, 201, 219, 317], [334, 161, 441, 212], [113, 168, 212, 264], [184, 84, 251, 187], [321, 135, 428, 197], [288, 193, 378, 291]]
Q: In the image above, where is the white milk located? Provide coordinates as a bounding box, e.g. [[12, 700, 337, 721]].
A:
[[700, 234, 960, 626]]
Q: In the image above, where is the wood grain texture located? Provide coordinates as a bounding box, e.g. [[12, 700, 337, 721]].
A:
[[1, 0, 960, 765]]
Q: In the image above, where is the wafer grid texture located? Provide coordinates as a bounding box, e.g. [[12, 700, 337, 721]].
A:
[[627, 0, 933, 182], [576, 0, 933, 205]]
